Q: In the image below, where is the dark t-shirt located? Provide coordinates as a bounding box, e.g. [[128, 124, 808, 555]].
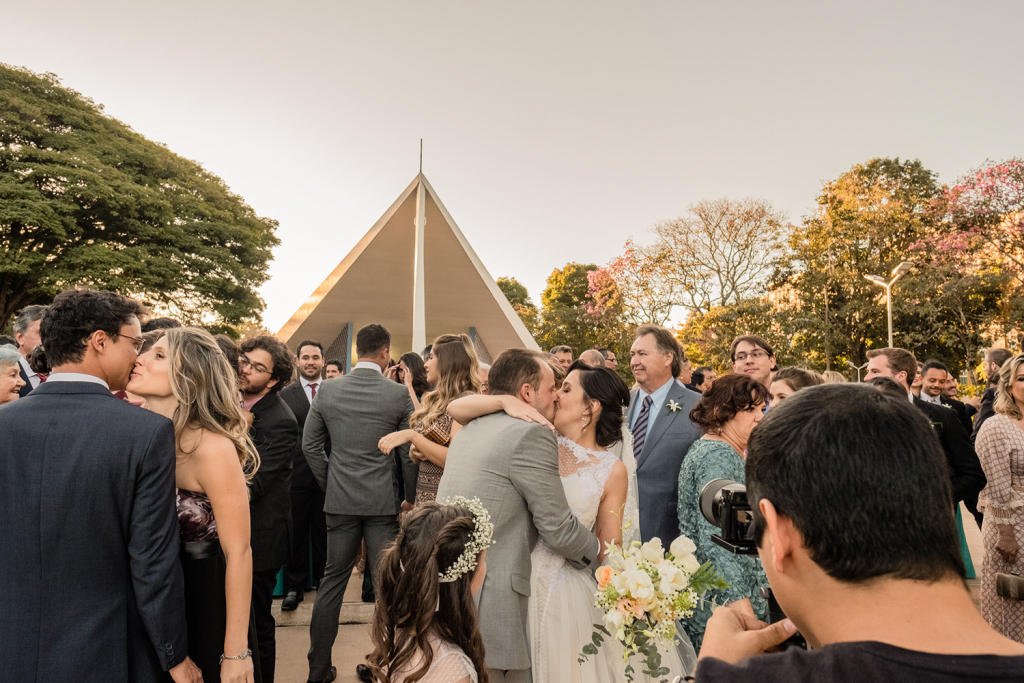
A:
[[696, 641, 1024, 682]]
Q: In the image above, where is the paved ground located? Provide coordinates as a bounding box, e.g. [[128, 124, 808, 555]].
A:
[[273, 504, 987, 681]]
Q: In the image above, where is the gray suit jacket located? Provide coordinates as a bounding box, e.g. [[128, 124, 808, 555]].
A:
[[627, 381, 702, 544], [437, 412, 599, 672], [302, 367, 415, 516]]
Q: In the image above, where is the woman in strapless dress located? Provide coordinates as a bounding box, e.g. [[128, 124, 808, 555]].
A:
[[129, 327, 262, 683]]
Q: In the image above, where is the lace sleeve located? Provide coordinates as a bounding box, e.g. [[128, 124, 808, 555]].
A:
[[418, 649, 478, 683], [977, 416, 1024, 518]]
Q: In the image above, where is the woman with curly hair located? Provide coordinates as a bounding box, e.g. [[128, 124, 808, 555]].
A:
[[676, 372, 770, 650], [128, 327, 262, 683], [379, 334, 480, 504], [368, 500, 490, 683]]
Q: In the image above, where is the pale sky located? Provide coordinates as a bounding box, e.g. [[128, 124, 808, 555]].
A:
[[5, 1, 1023, 332]]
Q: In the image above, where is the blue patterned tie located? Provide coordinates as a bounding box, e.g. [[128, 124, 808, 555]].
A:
[[632, 395, 653, 459]]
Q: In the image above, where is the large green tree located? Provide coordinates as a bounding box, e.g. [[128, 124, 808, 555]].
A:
[[0, 64, 279, 329], [496, 276, 538, 332]]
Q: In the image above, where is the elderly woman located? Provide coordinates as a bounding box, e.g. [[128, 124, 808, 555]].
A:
[[976, 353, 1024, 642], [677, 373, 769, 650], [0, 345, 27, 405]]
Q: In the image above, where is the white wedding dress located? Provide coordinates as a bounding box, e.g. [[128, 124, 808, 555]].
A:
[[528, 436, 695, 683]]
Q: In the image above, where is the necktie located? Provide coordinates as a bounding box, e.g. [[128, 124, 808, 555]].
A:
[[309, 382, 318, 399], [632, 395, 653, 459], [37, 374, 47, 383]]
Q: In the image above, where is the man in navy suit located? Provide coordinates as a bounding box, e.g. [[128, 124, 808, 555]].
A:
[[279, 339, 329, 612], [0, 288, 200, 683], [626, 324, 702, 543]]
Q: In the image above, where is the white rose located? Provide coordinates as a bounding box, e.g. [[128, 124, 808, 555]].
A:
[[611, 571, 628, 594], [604, 607, 624, 631], [670, 535, 697, 559], [678, 553, 701, 575], [659, 564, 689, 593], [640, 538, 665, 564], [625, 568, 655, 600]]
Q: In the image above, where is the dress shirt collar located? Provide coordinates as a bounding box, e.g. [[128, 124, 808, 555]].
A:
[[920, 392, 943, 405], [634, 378, 674, 421], [353, 361, 383, 374], [908, 391, 915, 403], [46, 372, 109, 389], [300, 376, 321, 388], [19, 356, 38, 379]]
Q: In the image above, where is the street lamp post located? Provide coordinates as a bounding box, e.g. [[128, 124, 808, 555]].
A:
[[847, 360, 869, 382], [864, 261, 915, 348]]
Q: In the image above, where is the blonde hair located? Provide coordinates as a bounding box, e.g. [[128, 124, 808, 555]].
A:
[[821, 370, 847, 384], [411, 334, 480, 432], [163, 327, 260, 478], [993, 353, 1024, 421]]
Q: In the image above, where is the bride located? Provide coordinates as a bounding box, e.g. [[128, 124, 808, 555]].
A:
[[448, 360, 694, 683]]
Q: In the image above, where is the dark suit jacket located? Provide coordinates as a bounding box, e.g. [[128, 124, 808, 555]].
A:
[[17, 358, 33, 398], [0, 381, 187, 682], [279, 381, 330, 491], [971, 387, 997, 445], [627, 381, 703, 543], [940, 396, 974, 435], [248, 390, 298, 572], [913, 396, 986, 508]]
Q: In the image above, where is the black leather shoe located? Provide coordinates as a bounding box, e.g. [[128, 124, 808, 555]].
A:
[[356, 663, 373, 682], [307, 666, 337, 683], [281, 590, 302, 612]]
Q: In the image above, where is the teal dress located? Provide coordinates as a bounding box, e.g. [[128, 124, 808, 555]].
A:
[[676, 439, 769, 650]]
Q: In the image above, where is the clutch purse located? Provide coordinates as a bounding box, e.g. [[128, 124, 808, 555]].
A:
[[996, 573, 1024, 600]]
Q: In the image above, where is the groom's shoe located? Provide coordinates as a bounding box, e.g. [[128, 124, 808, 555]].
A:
[[281, 590, 302, 612], [307, 666, 337, 683]]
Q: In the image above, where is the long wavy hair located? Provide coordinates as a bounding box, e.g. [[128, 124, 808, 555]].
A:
[[163, 327, 260, 479], [368, 502, 488, 683], [411, 334, 480, 432], [993, 353, 1024, 421], [398, 351, 431, 397]]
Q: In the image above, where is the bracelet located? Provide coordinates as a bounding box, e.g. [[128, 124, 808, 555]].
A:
[[220, 649, 252, 664]]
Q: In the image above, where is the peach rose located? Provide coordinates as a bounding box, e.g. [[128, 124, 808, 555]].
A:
[[595, 565, 619, 589], [616, 598, 644, 619]]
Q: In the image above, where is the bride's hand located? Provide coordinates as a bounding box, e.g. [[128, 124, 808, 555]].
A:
[[500, 396, 555, 432]]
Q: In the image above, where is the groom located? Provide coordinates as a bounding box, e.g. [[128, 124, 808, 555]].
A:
[[437, 348, 599, 683]]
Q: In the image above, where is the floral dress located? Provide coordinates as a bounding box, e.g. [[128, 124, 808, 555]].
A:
[[676, 438, 768, 650]]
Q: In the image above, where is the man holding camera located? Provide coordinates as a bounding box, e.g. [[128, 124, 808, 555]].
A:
[[693, 384, 1024, 681]]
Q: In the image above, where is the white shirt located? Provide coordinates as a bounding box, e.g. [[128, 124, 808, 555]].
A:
[[46, 372, 109, 389], [19, 356, 43, 389], [300, 376, 321, 404], [353, 361, 383, 374]]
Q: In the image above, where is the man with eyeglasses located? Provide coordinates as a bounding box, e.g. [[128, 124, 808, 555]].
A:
[[0, 288, 202, 683], [239, 336, 299, 683], [731, 335, 776, 406]]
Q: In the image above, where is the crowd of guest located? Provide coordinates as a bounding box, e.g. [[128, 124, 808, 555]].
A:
[[3, 287, 1024, 683]]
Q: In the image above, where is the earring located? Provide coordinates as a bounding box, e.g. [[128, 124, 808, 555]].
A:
[[582, 415, 589, 431]]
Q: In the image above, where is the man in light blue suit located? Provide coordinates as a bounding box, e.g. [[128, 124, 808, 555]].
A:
[[626, 324, 702, 544]]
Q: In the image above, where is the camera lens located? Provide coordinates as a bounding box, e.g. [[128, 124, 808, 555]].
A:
[[699, 478, 733, 527]]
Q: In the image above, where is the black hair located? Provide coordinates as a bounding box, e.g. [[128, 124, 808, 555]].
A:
[[398, 351, 431, 396], [922, 359, 949, 376], [421, 344, 433, 359], [141, 317, 182, 333], [691, 370, 705, 387], [0, 335, 16, 347], [296, 339, 324, 356], [866, 376, 907, 400], [567, 360, 630, 448], [240, 336, 294, 392], [39, 288, 147, 367], [214, 334, 241, 374], [27, 345, 50, 375], [746, 383, 964, 583], [325, 358, 344, 372], [357, 324, 391, 358]]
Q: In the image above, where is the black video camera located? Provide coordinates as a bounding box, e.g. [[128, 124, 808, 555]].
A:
[[698, 478, 807, 650]]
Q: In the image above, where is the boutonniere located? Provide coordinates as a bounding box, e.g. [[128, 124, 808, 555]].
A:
[[667, 400, 682, 413]]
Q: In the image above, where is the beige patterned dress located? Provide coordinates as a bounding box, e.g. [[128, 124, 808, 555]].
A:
[[413, 411, 456, 505], [976, 414, 1024, 642]]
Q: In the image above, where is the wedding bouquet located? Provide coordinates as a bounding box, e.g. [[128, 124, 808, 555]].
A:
[[580, 533, 728, 682]]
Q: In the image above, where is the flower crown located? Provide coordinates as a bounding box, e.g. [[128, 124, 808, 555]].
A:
[[436, 496, 495, 583]]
